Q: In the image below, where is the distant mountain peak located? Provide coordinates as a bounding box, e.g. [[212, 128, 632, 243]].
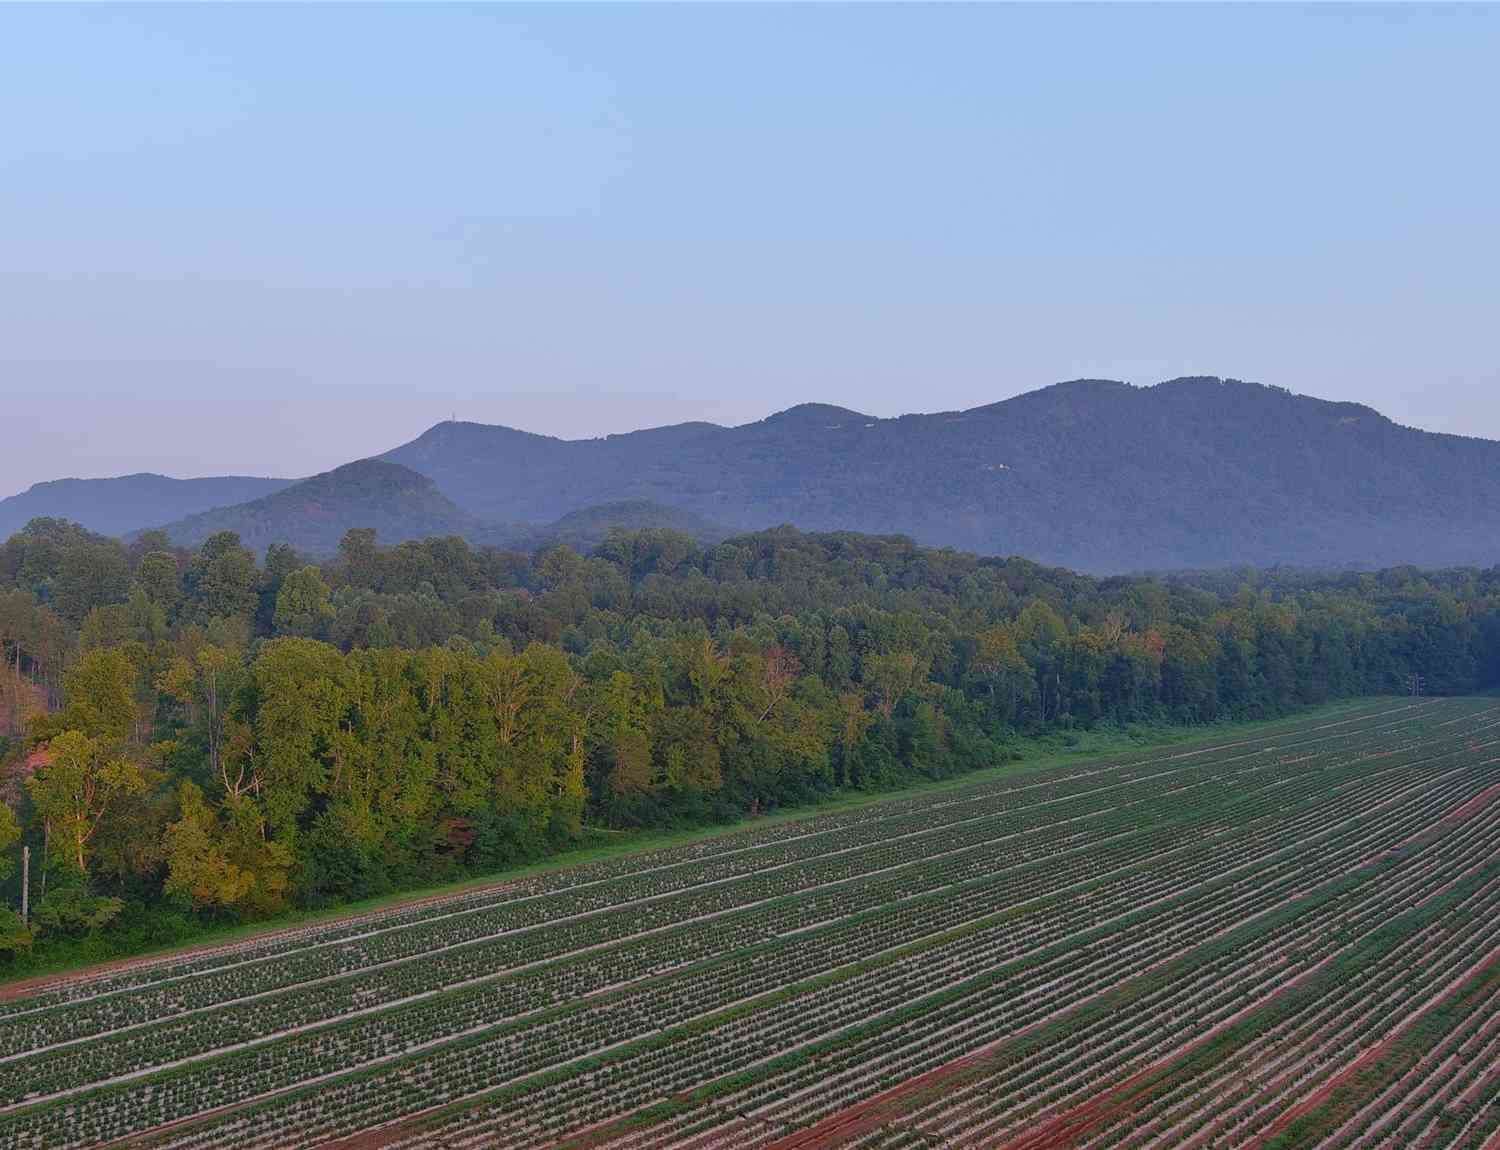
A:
[[21, 376, 1497, 573], [24, 471, 169, 491], [148, 458, 479, 555], [0, 473, 293, 541], [1045, 377, 1133, 390], [1153, 375, 1229, 389], [760, 403, 874, 426], [298, 457, 432, 488]]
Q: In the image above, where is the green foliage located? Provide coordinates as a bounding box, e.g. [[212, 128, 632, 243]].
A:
[[26, 729, 147, 874], [186, 532, 259, 621], [59, 648, 139, 740], [2, 514, 1499, 968], [0, 518, 130, 623], [164, 782, 292, 916], [0, 907, 31, 957], [272, 566, 335, 638], [157, 461, 485, 557], [0, 806, 17, 885], [31, 887, 125, 939]]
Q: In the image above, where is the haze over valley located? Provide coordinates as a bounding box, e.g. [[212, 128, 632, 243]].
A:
[[378, 377, 1500, 572], [6, 376, 1499, 573]]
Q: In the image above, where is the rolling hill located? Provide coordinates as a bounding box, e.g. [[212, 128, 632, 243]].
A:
[[148, 460, 484, 555], [147, 462, 731, 557], [491, 500, 731, 554], [0, 474, 292, 540]]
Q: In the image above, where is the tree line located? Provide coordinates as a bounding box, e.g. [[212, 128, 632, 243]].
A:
[[1, 516, 1497, 962]]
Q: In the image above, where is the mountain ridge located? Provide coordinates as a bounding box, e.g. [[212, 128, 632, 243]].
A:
[[146, 461, 732, 557], [379, 376, 1500, 571], [146, 460, 484, 554], [0, 473, 293, 540], [11, 378, 1500, 573]]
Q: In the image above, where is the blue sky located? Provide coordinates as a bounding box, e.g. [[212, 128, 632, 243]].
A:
[[2, 3, 1497, 494]]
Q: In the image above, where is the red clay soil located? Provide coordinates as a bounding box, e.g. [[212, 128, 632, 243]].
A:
[[1244, 1034, 1410, 1147], [568, 778, 1500, 1150], [0, 738, 48, 806], [969, 1024, 1258, 1150], [553, 1096, 764, 1150], [1372, 777, 1500, 867], [766, 892, 1461, 1150], [316, 1115, 437, 1150], [1443, 782, 1500, 827], [754, 972, 1284, 1150], [755, 1041, 1017, 1150], [752, 939, 1357, 1150], [1244, 942, 1500, 1150], [752, 1039, 1179, 1150], [972, 794, 1500, 1150]]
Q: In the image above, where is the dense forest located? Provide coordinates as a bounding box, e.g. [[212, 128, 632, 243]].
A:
[[1, 515, 1498, 965]]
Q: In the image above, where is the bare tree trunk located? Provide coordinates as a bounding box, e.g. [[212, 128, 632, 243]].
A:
[[9, 640, 20, 734]]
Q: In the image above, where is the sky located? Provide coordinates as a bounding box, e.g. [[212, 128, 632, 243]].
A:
[[2, 4, 1498, 497]]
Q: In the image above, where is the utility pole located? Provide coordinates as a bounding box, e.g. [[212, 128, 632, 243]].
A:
[[20, 846, 28, 924]]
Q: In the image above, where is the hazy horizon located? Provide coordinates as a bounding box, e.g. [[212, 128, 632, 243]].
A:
[[5, 4, 1498, 496], [5, 372, 1491, 496]]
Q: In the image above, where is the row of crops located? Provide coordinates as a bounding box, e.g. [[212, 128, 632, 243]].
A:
[[1, 697, 1497, 1149]]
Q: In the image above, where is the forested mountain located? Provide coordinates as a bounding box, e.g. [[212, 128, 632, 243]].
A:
[[10, 378, 1500, 573], [148, 462, 729, 557], [383, 378, 1500, 572], [0, 474, 291, 541], [506, 500, 730, 551], [147, 459, 485, 554]]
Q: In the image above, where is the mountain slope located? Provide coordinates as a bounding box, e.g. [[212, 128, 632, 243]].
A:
[[150, 460, 484, 555], [492, 500, 731, 553], [0, 474, 292, 540], [383, 378, 1500, 572]]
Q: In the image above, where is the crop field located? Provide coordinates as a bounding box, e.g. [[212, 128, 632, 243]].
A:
[[2, 697, 1500, 1150]]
